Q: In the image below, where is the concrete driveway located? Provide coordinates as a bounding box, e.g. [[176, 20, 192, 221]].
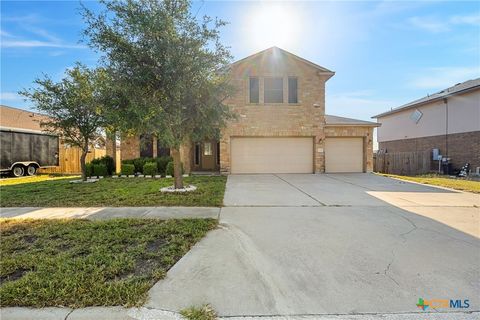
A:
[[147, 173, 480, 317]]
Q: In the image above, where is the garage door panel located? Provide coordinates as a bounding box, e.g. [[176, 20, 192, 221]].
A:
[[231, 137, 313, 174], [325, 138, 363, 173]]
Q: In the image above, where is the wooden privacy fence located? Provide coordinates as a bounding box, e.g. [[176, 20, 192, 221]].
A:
[[374, 150, 432, 175], [40, 147, 107, 174]]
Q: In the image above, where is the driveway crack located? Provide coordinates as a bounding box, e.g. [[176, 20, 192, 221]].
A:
[[376, 250, 400, 287], [273, 174, 326, 206], [384, 253, 400, 286], [397, 214, 418, 242]]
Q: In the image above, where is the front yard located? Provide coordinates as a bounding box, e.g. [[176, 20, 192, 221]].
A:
[[0, 218, 217, 307], [378, 173, 480, 193], [0, 175, 226, 207]]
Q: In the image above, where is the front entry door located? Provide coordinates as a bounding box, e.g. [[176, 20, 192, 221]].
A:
[[201, 141, 215, 170]]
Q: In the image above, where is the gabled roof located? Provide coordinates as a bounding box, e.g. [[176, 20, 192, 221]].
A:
[[325, 114, 380, 127], [230, 46, 335, 78], [372, 78, 480, 118]]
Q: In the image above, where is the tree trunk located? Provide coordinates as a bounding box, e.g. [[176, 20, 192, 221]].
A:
[[171, 148, 183, 189], [111, 131, 117, 174], [80, 148, 88, 181]]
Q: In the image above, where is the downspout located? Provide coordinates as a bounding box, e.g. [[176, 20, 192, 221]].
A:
[[444, 98, 449, 158]]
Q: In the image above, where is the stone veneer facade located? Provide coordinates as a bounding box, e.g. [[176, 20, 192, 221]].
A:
[[218, 47, 334, 174]]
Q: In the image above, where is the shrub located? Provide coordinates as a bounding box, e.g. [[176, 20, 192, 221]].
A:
[[165, 161, 184, 176], [156, 156, 172, 176], [121, 164, 135, 176], [143, 162, 157, 176], [121, 159, 134, 165], [91, 156, 115, 175], [128, 157, 153, 173], [93, 164, 108, 177], [85, 163, 94, 177]]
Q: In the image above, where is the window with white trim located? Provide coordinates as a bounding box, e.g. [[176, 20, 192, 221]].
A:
[[264, 77, 283, 103]]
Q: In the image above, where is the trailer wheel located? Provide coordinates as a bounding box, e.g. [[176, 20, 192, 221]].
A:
[[12, 165, 25, 177], [27, 165, 37, 176]]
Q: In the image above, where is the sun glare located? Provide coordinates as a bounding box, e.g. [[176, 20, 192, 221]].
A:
[[245, 3, 303, 50]]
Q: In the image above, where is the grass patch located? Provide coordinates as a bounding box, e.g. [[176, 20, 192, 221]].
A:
[[378, 173, 480, 193], [180, 304, 217, 320], [0, 176, 226, 207], [0, 218, 217, 307]]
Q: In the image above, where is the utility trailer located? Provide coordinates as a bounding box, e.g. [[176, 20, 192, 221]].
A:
[[0, 127, 59, 177]]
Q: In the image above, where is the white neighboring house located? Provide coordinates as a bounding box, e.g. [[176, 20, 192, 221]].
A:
[[372, 78, 480, 172]]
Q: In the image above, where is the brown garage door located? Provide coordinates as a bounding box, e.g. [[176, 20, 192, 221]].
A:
[[325, 137, 363, 173], [231, 137, 314, 174]]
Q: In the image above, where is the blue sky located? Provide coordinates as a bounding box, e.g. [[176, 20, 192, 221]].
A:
[[1, 0, 479, 122]]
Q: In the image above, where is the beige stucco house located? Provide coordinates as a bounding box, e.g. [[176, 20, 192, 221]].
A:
[[373, 78, 480, 171], [118, 47, 379, 174]]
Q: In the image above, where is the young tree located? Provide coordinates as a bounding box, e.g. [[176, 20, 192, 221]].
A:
[[20, 64, 109, 181], [82, 0, 234, 189]]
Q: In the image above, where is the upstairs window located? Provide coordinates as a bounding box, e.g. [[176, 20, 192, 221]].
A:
[[264, 77, 283, 103], [288, 77, 298, 103], [249, 77, 259, 103]]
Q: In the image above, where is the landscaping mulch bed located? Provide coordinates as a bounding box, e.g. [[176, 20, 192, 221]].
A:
[[0, 218, 217, 307]]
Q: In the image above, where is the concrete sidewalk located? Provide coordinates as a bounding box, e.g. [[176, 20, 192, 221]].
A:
[[0, 206, 220, 220], [1, 307, 478, 320]]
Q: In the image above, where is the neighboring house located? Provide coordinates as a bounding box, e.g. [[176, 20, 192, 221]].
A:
[[0, 105, 108, 174], [119, 47, 379, 174], [1, 104, 49, 131], [372, 78, 480, 171]]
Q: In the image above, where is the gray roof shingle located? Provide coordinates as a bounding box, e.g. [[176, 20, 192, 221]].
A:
[[325, 114, 380, 126], [372, 78, 480, 118]]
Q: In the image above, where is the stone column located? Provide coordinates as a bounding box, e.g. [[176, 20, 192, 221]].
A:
[[152, 135, 158, 158], [120, 135, 140, 160]]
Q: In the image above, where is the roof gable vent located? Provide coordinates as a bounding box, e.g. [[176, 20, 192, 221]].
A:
[[410, 109, 423, 124]]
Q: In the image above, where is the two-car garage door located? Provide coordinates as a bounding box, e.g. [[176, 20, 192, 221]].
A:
[[230, 136, 364, 173], [231, 137, 313, 174]]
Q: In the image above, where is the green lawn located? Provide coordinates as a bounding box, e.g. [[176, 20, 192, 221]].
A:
[[378, 173, 480, 193], [0, 218, 217, 307], [0, 175, 226, 207]]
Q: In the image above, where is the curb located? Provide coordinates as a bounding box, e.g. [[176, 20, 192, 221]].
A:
[[1, 307, 478, 320]]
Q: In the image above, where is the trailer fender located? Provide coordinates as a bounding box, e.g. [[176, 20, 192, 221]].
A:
[[7, 162, 40, 171]]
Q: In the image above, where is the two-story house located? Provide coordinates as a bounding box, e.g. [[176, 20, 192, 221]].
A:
[[373, 78, 480, 172], [118, 47, 379, 174]]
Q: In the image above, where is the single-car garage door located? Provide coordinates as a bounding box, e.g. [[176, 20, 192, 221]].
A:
[[231, 137, 313, 174], [325, 137, 363, 173]]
